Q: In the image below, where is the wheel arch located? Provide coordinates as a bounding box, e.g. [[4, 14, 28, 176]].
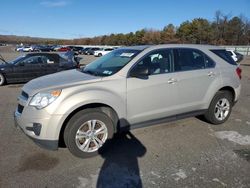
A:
[[218, 86, 236, 102], [58, 103, 119, 147]]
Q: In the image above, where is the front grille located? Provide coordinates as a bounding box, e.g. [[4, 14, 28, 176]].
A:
[[17, 104, 24, 114], [21, 91, 29, 100]]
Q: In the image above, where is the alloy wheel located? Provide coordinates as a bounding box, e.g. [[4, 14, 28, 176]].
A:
[[214, 98, 230, 121], [75, 119, 108, 153]]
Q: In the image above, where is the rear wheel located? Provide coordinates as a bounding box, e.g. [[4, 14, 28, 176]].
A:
[[0, 73, 5, 86], [98, 53, 102, 57], [204, 91, 233, 124], [64, 109, 114, 158]]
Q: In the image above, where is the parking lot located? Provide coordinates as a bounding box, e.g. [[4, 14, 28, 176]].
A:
[[0, 48, 250, 187]]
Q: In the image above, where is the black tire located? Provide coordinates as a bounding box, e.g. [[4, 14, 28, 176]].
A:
[[204, 91, 233, 124], [0, 73, 5, 86], [98, 53, 102, 57], [64, 108, 114, 158]]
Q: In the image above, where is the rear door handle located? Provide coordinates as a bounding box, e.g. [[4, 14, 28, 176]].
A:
[[168, 78, 177, 84]]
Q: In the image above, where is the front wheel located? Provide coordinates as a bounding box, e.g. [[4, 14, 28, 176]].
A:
[[0, 73, 5, 86], [204, 91, 233, 124], [64, 109, 114, 158]]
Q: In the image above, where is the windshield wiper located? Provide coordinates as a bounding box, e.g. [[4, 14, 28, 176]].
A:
[[82, 69, 101, 76]]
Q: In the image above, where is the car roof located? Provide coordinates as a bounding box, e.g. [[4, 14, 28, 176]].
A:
[[26, 52, 56, 55], [121, 44, 224, 51], [121, 45, 151, 51]]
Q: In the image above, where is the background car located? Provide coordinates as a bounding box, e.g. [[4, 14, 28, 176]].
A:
[[85, 47, 101, 55], [67, 46, 84, 54], [22, 46, 34, 52], [80, 47, 91, 55], [0, 52, 79, 86], [57, 46, 71, 52], [15, 46, 23, 52], [52, 45, 62, 51], [226, 50, 243, 63], [33, 45, 53, 52], [235, 51, 244, 62], [94, 48, 114, 57]]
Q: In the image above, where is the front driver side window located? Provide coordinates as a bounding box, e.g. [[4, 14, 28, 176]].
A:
[[131, 49, 174, 76], [21, 56, 43, 65]]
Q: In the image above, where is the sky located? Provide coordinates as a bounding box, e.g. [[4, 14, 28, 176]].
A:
[[0, 0, 250, 39]]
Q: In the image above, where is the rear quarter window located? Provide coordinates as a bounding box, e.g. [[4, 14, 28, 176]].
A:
[[210, 49, 237, 65]]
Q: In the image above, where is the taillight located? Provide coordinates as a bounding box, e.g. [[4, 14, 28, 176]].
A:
[[236, 67, 242, 79]]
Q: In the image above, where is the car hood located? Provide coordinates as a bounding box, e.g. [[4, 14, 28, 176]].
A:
[[0, 63, 6, 68], [0, 63, 11, 69], [23, 69, 101, 96]]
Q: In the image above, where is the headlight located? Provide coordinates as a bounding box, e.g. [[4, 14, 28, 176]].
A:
[[29, 90, 61, 109]]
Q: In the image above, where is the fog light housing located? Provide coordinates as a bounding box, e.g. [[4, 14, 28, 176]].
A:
[[26, 123, 42, 136]]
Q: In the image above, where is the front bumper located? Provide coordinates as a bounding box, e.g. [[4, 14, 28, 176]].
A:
[[14, 109, 62, 150]]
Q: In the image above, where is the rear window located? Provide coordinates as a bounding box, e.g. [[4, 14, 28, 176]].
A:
[[210, 49, 237, 65]]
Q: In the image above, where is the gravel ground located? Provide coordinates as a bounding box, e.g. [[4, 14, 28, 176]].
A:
[[0, 47, 250, 188]]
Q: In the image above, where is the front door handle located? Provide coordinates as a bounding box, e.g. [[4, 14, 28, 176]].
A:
[[168, 78, 177, 84], [208, 71, 215, 77]]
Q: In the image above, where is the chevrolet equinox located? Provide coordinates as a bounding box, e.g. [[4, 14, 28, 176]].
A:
[[14, 44, 241, 158]]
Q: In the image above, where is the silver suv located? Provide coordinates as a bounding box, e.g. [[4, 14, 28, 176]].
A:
[[14, 44, 242, 158]]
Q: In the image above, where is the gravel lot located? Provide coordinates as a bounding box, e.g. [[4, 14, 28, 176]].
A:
[[0, 47, 250, 187]]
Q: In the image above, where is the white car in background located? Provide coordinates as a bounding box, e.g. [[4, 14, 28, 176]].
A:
[[22, 46, 34, 52], [15, 46, 24, 52], [16, 46, 33, 52], [226, 49, 244, 63], [94, 48, 114, 57], [226, 50, 238, 61]]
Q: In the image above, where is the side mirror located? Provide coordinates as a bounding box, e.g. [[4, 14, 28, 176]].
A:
[[130, 66, 149, 79]]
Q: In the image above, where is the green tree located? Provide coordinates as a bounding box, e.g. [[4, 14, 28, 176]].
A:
[[176, 21, 193, 43], [161, 24, 178, 43], [191, 18, 212, 44]]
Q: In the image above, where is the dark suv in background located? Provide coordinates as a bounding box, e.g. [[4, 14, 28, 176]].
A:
[[85, 47, 101, 55]]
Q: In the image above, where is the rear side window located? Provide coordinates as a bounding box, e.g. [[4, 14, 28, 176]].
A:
[[173, 48, 215, 72], [210, 49, 237, 65]]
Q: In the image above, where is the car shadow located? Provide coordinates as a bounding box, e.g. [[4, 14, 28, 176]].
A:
[[97, 131, 146, 188], [195, 115, 209, 123]]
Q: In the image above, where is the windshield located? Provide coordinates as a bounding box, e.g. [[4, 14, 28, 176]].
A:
[[9, 56, 26, 64], [82, 49, 141, 76]]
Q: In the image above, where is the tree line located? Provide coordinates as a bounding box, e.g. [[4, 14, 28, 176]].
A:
[[1, 11, 250, 46]]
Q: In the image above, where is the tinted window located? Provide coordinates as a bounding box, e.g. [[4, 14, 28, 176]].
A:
[[10, 56, 25, 64], [42, 55, 57, 64], [174, 49, 215, 71], [204, 55, 215, 68], [21, 56, 45, 65], [211, 49, 237, 65], [132, 49, 173, 75]]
